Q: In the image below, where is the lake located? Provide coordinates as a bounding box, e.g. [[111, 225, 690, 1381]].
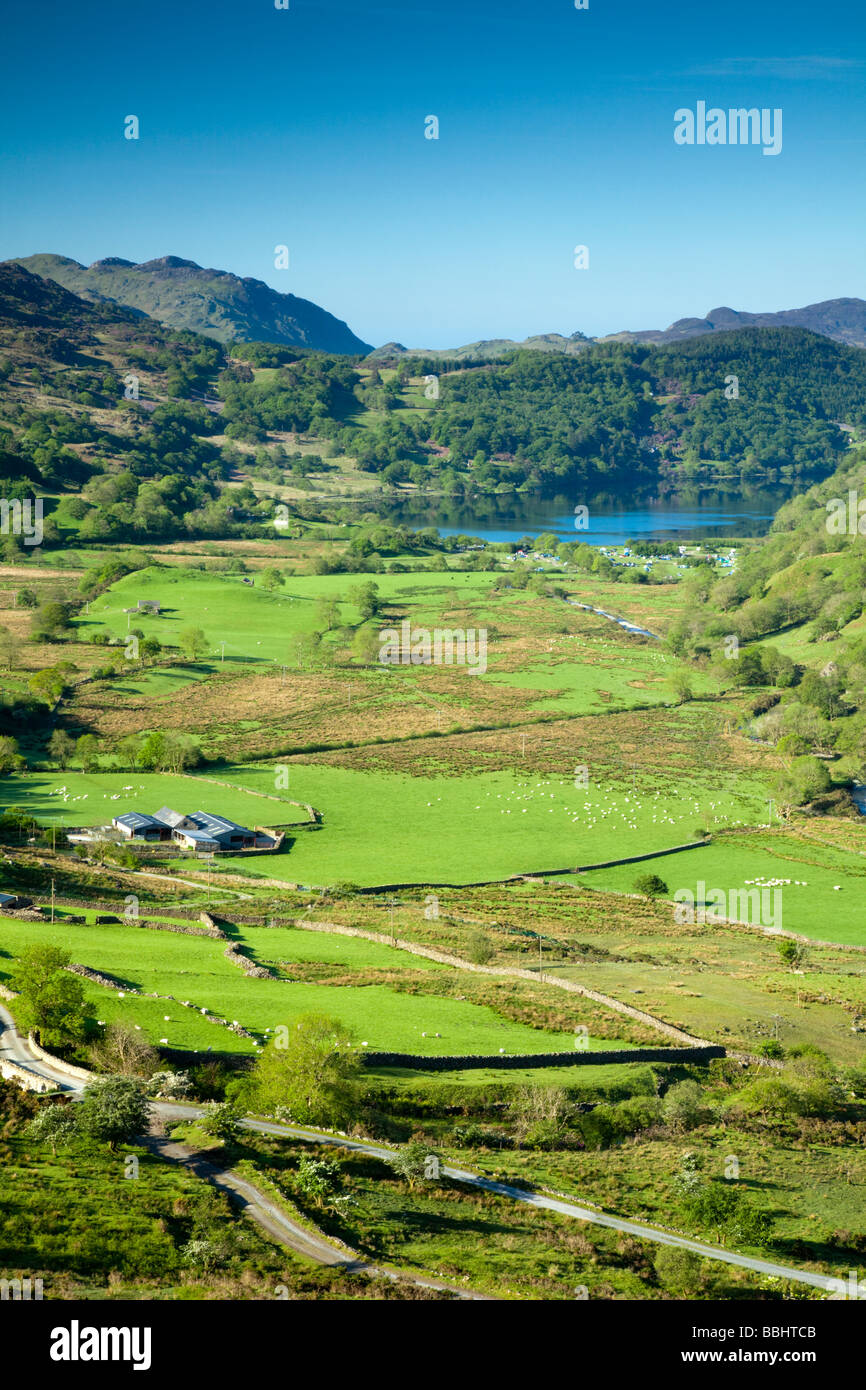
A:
[[386, 482, 801, 547]]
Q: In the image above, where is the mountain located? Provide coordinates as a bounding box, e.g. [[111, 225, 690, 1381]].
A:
[[367, 331, 592, 362], [598, 299, 866, 349], [13, 253, 372, 356], [368, 300, 866, 361]]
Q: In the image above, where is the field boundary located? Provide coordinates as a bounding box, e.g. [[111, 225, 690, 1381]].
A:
[[355, 839, 711, 893], [361, 1045, 726, 1070], [290, 918, 715, 1047]]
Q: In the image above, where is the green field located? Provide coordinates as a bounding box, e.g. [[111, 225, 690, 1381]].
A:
[[576, 831, 866, 946], [0, 915, 612, 1057], [79, 565, 504, 667], [485, 641, 717, 714], [0, 770, 308, 829], [211, 761, 769, 887]]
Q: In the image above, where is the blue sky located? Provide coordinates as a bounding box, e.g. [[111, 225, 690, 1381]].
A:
[[1, 0, 863, 347]]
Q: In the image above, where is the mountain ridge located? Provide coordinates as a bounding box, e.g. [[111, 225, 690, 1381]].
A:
[[366, 298, 866, 360], [12, 253, 373, 356]]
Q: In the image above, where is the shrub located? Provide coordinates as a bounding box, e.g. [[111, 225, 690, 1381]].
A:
[[466, 930, 495, 965], [148, 1069, 192, 1100], [633, 873, 668, 898], [654, 1245, 704, 1294]]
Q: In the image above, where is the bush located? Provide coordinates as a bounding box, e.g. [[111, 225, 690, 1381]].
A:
[[148, 1069, 192, 1100], [633, 873, 668, 898], [77, 1076, 151, 1150], [662, 1080, 712, 1132], [466, 930, 496, 965], [196, 1102, 242, 1143], [654, 1245, 704, 1295]]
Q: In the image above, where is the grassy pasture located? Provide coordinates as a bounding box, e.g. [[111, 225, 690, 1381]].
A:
[[77, 565, 505, 666], [0, 770, 308, 829], [576, 831, 866, 947], [210, 760, 769, 887], [0, 915, 601, 1057], [484, 638, 718, 714]]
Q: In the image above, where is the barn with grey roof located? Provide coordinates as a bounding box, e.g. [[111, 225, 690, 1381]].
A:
[[112, 807, 271, 851]]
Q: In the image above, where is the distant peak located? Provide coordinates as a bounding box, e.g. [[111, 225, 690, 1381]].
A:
[[91, 257, 135, 269], [136, 255, 202, 271]]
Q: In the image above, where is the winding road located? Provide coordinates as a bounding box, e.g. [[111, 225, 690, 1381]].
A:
[[0, 1002, 838, 1296]]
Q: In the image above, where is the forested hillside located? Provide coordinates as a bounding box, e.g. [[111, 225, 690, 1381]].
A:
[[2, 263, 864, 552], [336, 331, 865, 492], [667, 443, 866, 801]]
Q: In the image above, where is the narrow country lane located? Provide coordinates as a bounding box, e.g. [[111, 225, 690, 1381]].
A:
[[0, 1004, 837, 1296]]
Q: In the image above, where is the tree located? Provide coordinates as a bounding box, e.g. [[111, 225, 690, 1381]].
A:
[[669, 669, 693, 704], [29, 1102, 79, 1154], [89, 1022, 159, 1078], [729, 1077, 801, 1121], [349, 581, 380, 622], [351, 624, 381, 665], [466, 930, 495, 965], [134, 728, 200, 773], [672, 1149, 704, 1196], [178, 625, 208, 661], [136, 730, 168, 771], [315, 597, 341, 633], [28, 667, 69, 703], [77, 1076, 151, 1150], [148, 1070, 192, 1100], [509, 1084, 570, 1149], [260, 566, 285, 592], [116, 733, 143, 771], [680, 1183, 771, 1248], [76, 733, 101, 773], [654, 1245, 703, 1295], [662, 1080, 710, 1132], [248, 1013, 361, 1127], [47, 729, 76, 769], [31, 601, 72, 642], [196, 1102, 242, 1144], [0, 623, 20, 671], [775, 755, 832, 807], [777, 939, 807, 970], [10, 944, 92, 1047], [387, 1139, 442, 1189], [0, 734, 25, 774], [295, 1154, 342, 1208], [633, 873, 668, 898]]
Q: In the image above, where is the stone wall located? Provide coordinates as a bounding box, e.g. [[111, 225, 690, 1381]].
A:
[[361, 1046, 727, 1071]]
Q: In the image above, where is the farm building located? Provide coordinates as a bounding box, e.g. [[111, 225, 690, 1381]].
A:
[[123, 599, 161, 615], [112, 808, 269, 852], [113, 812, 172, 842], [0, 892, 30, 910]]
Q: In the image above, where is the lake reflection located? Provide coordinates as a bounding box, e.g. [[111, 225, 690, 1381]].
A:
[[384, 482, 803, 546]]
